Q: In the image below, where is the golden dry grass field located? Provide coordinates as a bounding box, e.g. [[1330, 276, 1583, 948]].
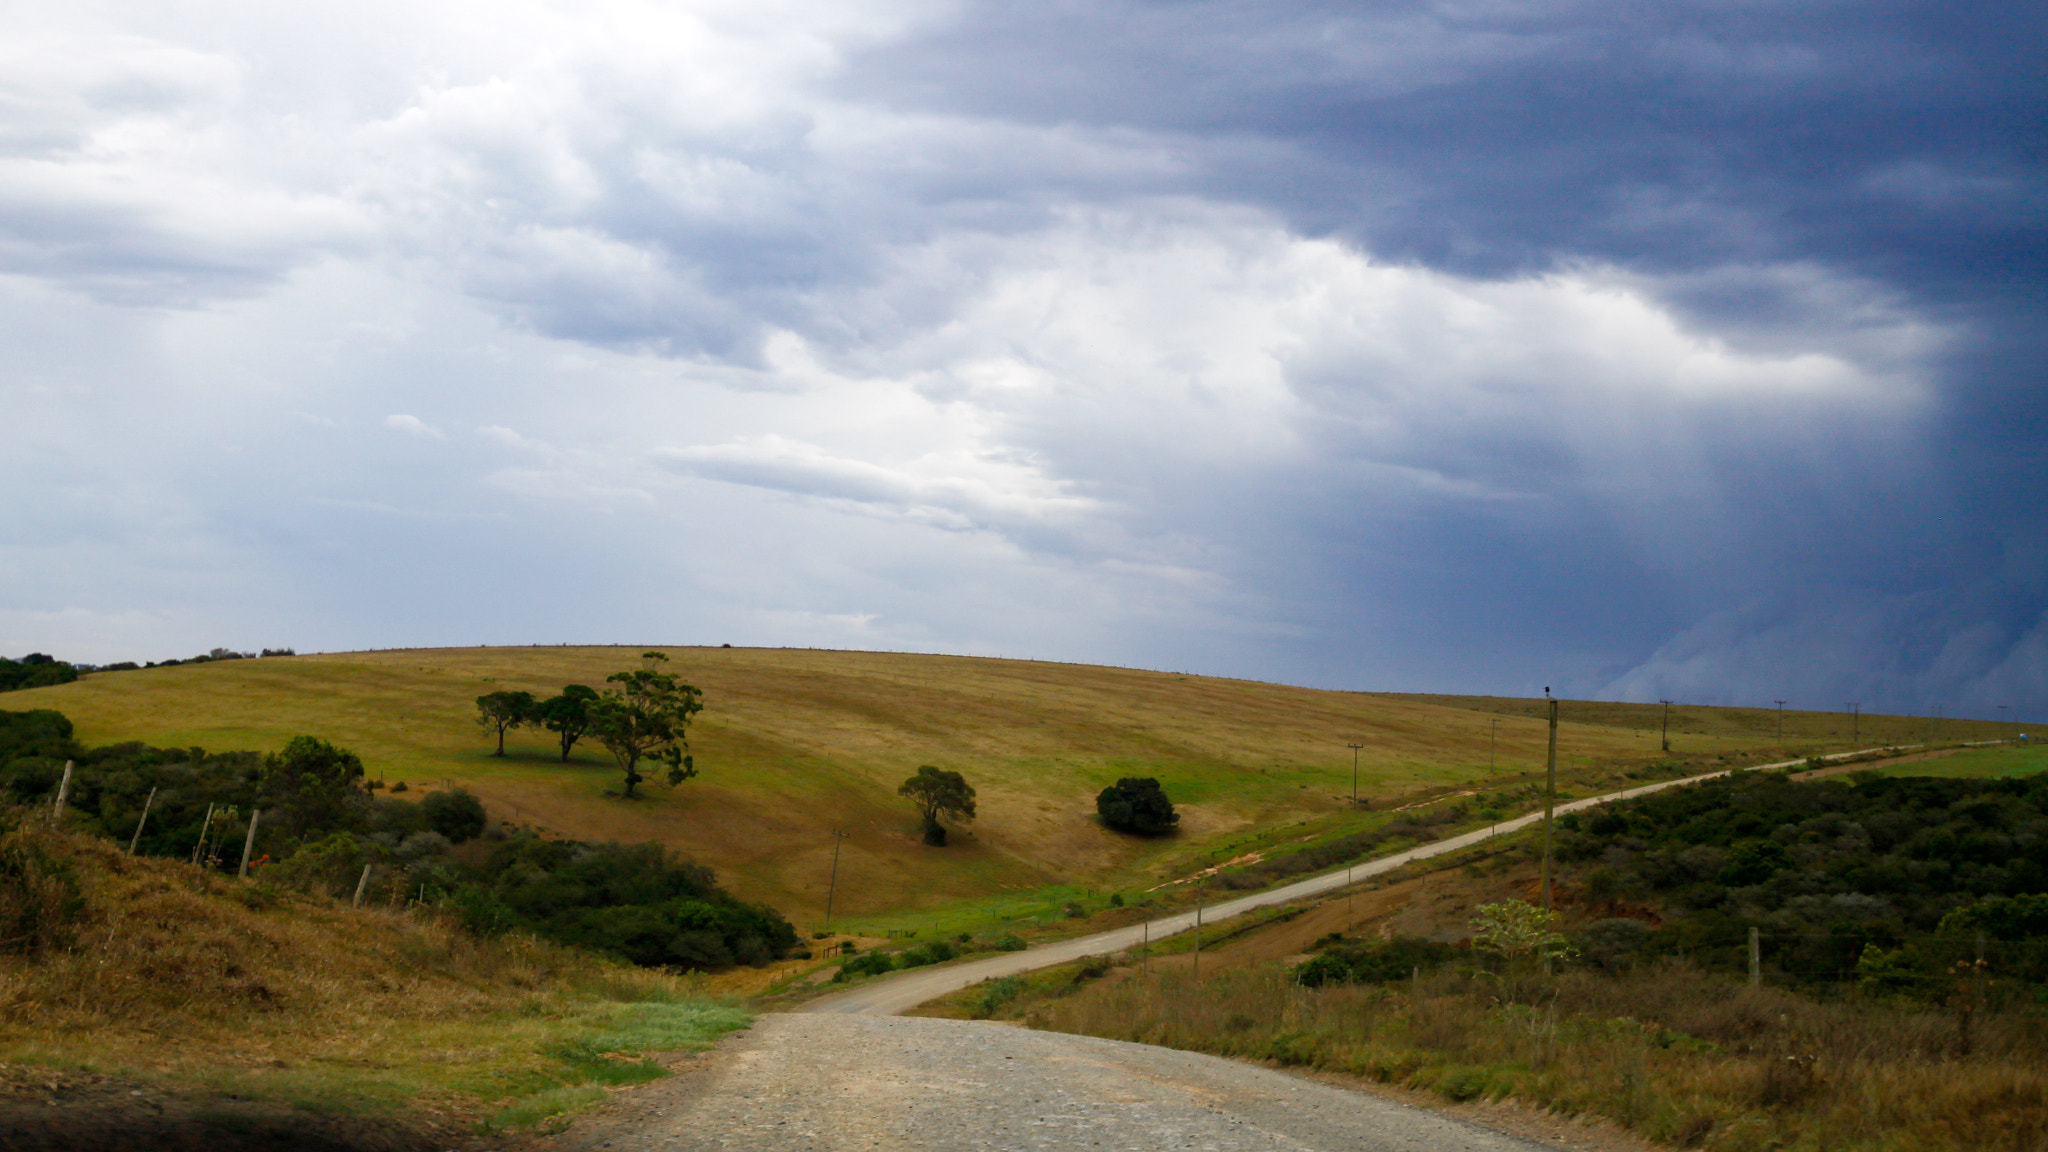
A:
[[11, 646, 1837, 928]]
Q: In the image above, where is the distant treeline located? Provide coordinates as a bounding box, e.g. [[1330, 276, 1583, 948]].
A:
[[0, 708, 796, 971], [0, 648, 299, 692]]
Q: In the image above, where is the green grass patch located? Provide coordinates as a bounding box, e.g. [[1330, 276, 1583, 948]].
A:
[[1864, 743, 2048, 780]]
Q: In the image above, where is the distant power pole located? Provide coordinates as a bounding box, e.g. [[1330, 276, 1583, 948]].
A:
[[1347, 743, 1365, 805], [1999, 705, 2010, 732], [1774, 700, 1786, 741], [1488, 718, 1498, 771], [823, 830, 850, 932], [1847, 702, 1861, 743], [1541, 688, 1559, 912], [1659, 700, 1674, 752]]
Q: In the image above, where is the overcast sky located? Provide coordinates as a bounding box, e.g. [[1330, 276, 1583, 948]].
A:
[[3, 0, 2042, 717]]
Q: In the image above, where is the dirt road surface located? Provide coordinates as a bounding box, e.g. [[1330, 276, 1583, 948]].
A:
[[534, 747, 1938, 1151], [544, 1014, 1552, 1152]]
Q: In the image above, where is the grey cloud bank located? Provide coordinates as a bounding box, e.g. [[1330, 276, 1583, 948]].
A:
[[1, 0, 2041, 719]]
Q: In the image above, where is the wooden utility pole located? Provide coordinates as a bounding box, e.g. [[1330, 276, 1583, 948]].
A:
[[1541, 690, 1558, 912], [1347, 743, 1364, 805], [127, 787, 157, 854], [823, 830, 850, 931], [1774, 700, 1786, 741], [1658, 700, 1673, 752], [1847, 702, 1860, 742]]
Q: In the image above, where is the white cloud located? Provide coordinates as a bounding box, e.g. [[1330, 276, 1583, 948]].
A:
[[384, 413, 444, 439]]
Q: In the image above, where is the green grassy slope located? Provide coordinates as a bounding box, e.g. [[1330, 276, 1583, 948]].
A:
[[13, 646, 1832, 927]]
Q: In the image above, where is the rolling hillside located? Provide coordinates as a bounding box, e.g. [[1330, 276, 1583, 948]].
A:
[[12, 646, 1817, 926]]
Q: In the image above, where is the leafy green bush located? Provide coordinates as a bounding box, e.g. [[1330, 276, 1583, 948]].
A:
[[835, 951, 897, 980], [468, 838, 798, 969], [421, 787, 487, 843], [1294, 935, 1465, 986], [1096, 777, 1179, 836], [994, 934, 1027, 951], [897, 940, 958, 968], [974, 975, 1024, 1017]]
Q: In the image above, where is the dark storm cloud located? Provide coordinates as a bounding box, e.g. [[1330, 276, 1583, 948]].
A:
[[1, 0, 2040, 718]]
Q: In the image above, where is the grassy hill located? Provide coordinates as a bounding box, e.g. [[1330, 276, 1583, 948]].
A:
[[0, 813, 744, 1146], [12, 646, 1864, 928]]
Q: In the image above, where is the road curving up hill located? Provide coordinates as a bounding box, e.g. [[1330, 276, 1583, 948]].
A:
[[803, 744, 1916, 1015]]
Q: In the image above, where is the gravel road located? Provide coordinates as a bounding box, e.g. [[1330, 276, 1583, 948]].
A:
[[538, 747, 1922, 1152], [805, 746, 1899, 1015], [549, 1014, 1552, 1152]]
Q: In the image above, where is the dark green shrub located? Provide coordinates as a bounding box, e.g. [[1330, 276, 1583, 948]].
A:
[[420, 788, 487, 843], [835, 952, 896, 980], [994, 934, 1027, 951], [1096, 778, 1178, 836], [974, 975, 1024, 1018], [1293, 936, 1464, 987]]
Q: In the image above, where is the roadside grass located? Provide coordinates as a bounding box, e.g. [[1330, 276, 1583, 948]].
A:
[[997, 959, 2048, 1152], [0, 816, 747, 1138], [1860, 742, 2048, 780]]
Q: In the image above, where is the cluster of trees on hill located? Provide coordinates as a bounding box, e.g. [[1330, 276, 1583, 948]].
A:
[[0, 655, 79, 692], [0, 707, 795, 972], [472, 652, 702, 799], [1, 648, 299, 691]]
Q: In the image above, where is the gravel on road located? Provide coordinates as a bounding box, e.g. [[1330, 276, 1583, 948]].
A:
[[539, 1014, 1553, 1152]]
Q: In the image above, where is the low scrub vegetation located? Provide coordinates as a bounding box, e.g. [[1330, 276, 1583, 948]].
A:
[[1558, 768, 2048, 987], [1010, 956, 2048, 1152], [0, 708, 798, 972], [0, 809, 747, 1140]]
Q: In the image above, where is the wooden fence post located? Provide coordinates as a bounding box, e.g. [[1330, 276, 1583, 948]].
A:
[[191, 803, 216, 864], [353, 864, 374, 908], [50, 761, 74, 827], [237, 810, 260, 879], [127, 787, 157, 854]]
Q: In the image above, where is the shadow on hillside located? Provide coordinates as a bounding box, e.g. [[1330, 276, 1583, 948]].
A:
[[0, 1067, 442, 1152]]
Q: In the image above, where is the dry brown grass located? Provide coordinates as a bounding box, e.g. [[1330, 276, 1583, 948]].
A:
[[0, 814, 723, 1138], [1013, 961, 2048, 1152], [12, 646, 1808, 926]]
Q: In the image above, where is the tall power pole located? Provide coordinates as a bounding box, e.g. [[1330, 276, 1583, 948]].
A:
[[1774, 700, 1786, 741], [1488, 718, 1498, 770], [1542, 688, 1559, 912], [1847, 702, 1860, 742], [1659, 699, 1673, 752], [1347, 743, 1365, 805], [823, 830, 850, 932]]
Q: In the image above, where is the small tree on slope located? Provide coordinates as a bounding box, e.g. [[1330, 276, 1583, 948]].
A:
[[899, 766, 976, 846], [588, 653, 702, 799]]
